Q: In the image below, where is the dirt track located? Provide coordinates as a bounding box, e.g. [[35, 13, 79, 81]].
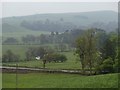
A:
[[1, 66, 95, 75]]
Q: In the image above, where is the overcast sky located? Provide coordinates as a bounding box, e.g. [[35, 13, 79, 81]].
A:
[[2, 2, 118, 18]]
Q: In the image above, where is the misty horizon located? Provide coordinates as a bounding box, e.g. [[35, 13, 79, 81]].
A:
[[2, 2, 117, 18], [1, 10, 118, 19]]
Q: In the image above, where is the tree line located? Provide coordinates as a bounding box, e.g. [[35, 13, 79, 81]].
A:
[[20, 19, 76, 32], [3, 29, 84, 46]]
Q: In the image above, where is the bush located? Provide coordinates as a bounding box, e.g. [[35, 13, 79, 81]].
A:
[[113, 59, 120, 73], [44, 53, 67, 63], [59, 54, 67, 62], [2, 50, 20, 62], [3, 37, 18, 44], [95, 57, 114, 74]]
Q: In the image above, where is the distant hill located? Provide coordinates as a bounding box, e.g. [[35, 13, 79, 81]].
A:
[[2, 23, 32, 33], [1, 10, 118, 33]]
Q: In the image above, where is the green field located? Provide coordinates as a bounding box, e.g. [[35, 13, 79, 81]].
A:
[[2, 73, 118, 88], [3, 52, 81, 69], [2, 30, 50, 45], [3, 30, 50, 40], [3, 44, 80, 69]]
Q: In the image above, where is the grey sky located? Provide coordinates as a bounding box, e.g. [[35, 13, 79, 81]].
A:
[[2, 2, 118, 18]]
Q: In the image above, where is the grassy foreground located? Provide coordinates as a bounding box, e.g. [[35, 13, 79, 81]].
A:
[[2, 73, 118, 88], [0, 73, 2, 89]]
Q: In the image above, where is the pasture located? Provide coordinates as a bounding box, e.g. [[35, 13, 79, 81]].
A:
[[2, 73, 118, 88]]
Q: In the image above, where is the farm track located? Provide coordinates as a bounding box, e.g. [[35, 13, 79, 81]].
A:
[[1, 66, 95, 75]]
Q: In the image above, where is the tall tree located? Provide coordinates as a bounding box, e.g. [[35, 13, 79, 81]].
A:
[[76, 29, 98, 75], [101, 32, 117, 61]]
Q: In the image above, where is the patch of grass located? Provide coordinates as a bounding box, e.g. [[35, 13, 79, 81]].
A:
[[2, 73, 119, 88]]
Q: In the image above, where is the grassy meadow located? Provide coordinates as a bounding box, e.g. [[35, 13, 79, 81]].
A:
[[2, 73, 118, 88]]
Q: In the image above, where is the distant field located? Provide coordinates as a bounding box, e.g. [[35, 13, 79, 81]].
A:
[[3, 44, 55, 59], [2, 73, 118, 88], [3, 30, 50, 41], [3, 45, 41, 59], [3, 52, 80, 69], [3, 45, 80, 69], [3, 30, 50, 37]]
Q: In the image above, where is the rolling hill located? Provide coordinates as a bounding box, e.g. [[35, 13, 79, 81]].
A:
[[1, 10, 118, 33]]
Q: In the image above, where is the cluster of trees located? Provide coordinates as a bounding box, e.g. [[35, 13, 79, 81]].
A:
[[3, 29, 84, 46], [42, 53, 67, 68], [2, 50, 20, 62], [26, 46, 66, 68], [3, 29, 85, 52], [25, 47, 52, 61], [75, 29, 119, 74], [3, 37, 18, 44], [96, 31, 119, 73], [21, 19, 76, 32], [25, 47, 67, 68]]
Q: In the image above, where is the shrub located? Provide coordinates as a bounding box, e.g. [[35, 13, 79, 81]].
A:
[[113, 59, 120, 73], [44, 53, 67, 63], [95, 57, 114, 74], [2, 50, 20, 62]]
